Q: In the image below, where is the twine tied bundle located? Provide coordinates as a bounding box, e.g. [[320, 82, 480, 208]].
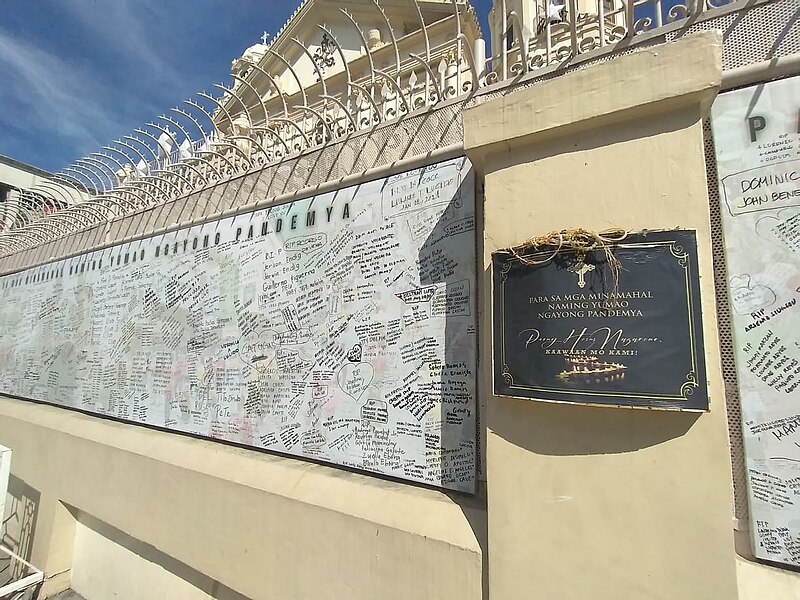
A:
[[507, 227, 629, 297]]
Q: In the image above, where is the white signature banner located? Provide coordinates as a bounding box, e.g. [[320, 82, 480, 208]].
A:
[[711, 75, 800, 566], [0, 157, 478, 492]]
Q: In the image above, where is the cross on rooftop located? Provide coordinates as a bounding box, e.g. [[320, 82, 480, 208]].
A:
[[261, 31, 270, 45]]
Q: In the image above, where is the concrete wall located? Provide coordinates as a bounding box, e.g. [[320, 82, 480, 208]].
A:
[[0, 161, 48, 191], [0, 399, 484, 599], [464, 31, 740, 600], [71, 520, 236, 600]]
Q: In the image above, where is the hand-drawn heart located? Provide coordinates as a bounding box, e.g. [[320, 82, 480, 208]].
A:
[[730, 274, 776, 315], [337, 362, 374, 400], [346, 343, 363, 363], [237, 328, 279, 368], [755, 209, 800, 252]]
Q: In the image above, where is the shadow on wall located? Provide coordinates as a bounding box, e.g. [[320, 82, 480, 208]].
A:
[[447, 482, 489, 600], [65, 506, 251, 600], [0, 474, 40, 581], [482, 262, 702, 456], [407, 123, 489, 598], [476, 103, 713, 456], [417, 160, 477, 491], [417, 157, 489, 599]]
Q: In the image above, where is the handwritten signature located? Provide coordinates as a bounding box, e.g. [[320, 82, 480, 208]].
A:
[[519, 327, 661, 352]]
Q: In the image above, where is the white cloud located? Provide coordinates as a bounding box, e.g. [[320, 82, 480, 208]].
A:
[[0, 29, 118, 149], [57, 0, 182, 84], [0, 1, 263, 170]]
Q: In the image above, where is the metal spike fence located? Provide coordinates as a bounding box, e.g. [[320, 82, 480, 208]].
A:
[[0, 0, 747, 257]]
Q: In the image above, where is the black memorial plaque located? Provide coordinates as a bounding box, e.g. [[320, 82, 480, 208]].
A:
[[492, 230, 708, 410]]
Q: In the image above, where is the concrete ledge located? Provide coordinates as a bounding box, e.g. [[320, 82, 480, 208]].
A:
[[0, 397, 484, 600], [736, 555, 800, 599], [0, 398, 480, 548], [464, 31, 723, 158]]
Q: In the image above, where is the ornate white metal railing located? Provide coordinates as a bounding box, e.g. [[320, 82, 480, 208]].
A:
[[0, 0, 754, 257], [488, 0, 741, 81]]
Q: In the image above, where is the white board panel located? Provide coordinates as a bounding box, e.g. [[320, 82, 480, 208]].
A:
[[0, 157, 477, 492], [711, 76, 800, 565]]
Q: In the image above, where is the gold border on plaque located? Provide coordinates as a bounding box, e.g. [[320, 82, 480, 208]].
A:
[[497, 239, 701, 404]]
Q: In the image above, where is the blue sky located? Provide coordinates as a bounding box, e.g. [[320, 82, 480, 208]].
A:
[[0, 0, 493, 174]]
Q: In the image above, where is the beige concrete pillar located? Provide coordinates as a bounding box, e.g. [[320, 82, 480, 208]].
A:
[[464, 31, 739, 600]]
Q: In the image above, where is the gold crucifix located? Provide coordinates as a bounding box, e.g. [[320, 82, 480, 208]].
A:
[[568, 260, 595, 288]]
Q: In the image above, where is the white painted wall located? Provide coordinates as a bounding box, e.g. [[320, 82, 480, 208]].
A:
[[0, 163, 42, 191], [737, 556, 800, 599], [72, 523, 223, 600]]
